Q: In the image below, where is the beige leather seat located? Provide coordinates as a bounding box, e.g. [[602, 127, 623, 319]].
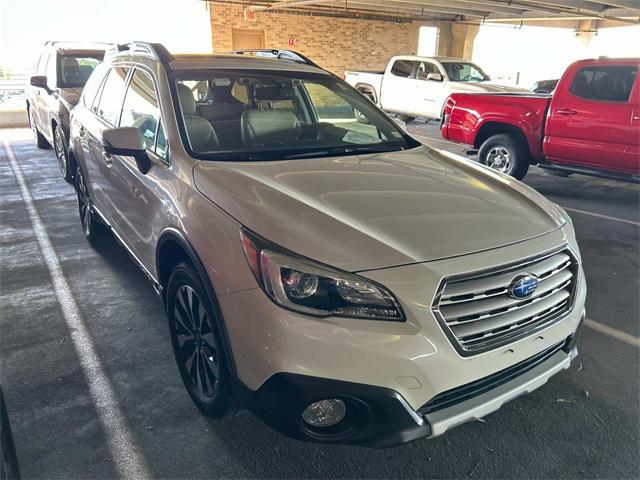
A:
[[241, 109, 302, 149], [177, 83, 219, 152]]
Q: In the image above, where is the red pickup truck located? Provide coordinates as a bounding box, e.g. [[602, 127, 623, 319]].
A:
[[441, 58, 640, 181]]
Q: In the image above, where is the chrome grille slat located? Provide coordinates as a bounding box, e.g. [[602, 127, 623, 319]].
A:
[[441, 252, 571, 300], [434, 248, 578, 355], [452, 290, 570, 338], [459, 300, 569, 349], [446, 279, 572, 327], [441, 270, 573, 321]]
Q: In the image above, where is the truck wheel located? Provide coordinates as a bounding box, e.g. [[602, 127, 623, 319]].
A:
[[398, 115, 415, 122], [478, 134, 529, 180]]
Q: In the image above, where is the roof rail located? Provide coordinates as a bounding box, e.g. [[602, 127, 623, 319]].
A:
[[44, 40, 112, 47], [228, 49, 319, 67], [105, 42, 173, 63]]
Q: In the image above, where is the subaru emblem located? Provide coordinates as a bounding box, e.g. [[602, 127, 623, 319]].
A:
[[509, 274, 539, 300]]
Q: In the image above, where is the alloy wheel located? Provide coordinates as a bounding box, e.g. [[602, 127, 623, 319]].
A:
[[54, 127, 67, 177], [76, 171, 92, 237], [173, 285, 220, 399], [485, 146, 512, 174]]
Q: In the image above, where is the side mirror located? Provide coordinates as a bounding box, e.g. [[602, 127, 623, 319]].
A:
[[102, 127, 151, 174], [426, 73, 443, 82], [30, 75, 51, 92]]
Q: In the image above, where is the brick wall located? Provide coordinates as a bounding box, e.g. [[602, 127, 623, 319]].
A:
[[209, 2, 423, 75]]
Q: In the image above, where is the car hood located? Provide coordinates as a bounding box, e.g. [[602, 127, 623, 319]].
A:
[[59, 88, 83, 107], [194, 146, 564, 272], [450, 82, 530, 94]]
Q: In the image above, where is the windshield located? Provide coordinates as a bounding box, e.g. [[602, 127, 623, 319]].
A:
[[58, 54, 103, 88], [441, 62, 490, 82], [173, 70, 419, 161]]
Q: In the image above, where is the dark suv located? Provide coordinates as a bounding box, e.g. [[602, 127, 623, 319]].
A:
[[26, 41, 106, 181]]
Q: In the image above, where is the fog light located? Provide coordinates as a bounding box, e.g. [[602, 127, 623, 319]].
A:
[[302, 399, 346, 427]]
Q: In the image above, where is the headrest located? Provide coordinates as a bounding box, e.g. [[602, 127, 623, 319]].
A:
[[62, 57, 80, 70], [253, 86, 297, 101], [177, 83, 196, 115], [208, 85, 241, 104], [242, 109, 300, 136]]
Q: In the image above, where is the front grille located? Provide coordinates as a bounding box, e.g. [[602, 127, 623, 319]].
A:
[[433, 248, 578, 356], [418, 340, 566, 415]]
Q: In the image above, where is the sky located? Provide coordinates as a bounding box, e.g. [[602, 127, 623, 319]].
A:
[[0, 0, 212, 73]]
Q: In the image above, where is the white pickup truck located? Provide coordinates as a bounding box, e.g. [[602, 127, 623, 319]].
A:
[[345, 55, 528, 121]]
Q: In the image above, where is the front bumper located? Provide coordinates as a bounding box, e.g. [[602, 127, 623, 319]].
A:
[[237, 328, 580, 448], [218, 228, 586, 447]]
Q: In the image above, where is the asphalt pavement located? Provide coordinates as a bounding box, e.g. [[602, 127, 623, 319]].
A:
[[1, 125, 638, 479]]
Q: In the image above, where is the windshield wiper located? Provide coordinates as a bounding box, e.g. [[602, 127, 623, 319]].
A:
[[283, 144, 404, 160]]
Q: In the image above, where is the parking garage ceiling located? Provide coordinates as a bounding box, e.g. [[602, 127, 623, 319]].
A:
[[238, 0, 640, 24]]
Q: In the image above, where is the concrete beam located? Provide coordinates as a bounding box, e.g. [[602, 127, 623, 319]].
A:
[[327, 0, 493, 17]]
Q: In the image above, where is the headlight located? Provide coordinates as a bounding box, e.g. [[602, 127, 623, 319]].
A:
[[240, 228, 404, 321]]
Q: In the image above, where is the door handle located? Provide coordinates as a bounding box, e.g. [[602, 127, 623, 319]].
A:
[[557, 109, 578, 115], [102, 152, 113, 167], [632, 115, 640, 121]]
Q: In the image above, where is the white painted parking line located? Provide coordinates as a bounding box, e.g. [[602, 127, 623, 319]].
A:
[[585, 318, 640, 348], [563, 207, 640, 227], [3, 140, 151, 480]]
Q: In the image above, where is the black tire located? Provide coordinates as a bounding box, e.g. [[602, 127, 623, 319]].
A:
[[398, 114, 415, 122], [478, 133, 530, 180], [166, 263, 230, 417], [28, 108, 49, 149], [74, 167, 107, 245], [53, 124, 73, 182]]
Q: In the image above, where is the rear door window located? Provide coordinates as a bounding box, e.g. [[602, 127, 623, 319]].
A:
[[82, 64, 107, 109], [120, 68, 166, 159], [571, 66, 637, 102], [95, 67, 130, 125], [390, 60, 414, 78]]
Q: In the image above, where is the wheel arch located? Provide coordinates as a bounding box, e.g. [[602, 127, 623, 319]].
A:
[[156, 228, 238, 378], [354, 82, 378, 104], [474, 121, 534, 162]]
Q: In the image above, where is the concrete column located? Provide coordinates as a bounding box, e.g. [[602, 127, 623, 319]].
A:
[[575, 19, 598, 51], [436, 22, 479, 60]]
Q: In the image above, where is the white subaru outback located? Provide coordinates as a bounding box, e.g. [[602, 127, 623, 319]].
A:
[[68, 42, 586, 447]]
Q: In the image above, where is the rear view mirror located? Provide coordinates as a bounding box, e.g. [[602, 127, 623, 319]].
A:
[[102, 127, 151, 174], [30, 75, 50, 92], [426, 73, 443, 82]]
